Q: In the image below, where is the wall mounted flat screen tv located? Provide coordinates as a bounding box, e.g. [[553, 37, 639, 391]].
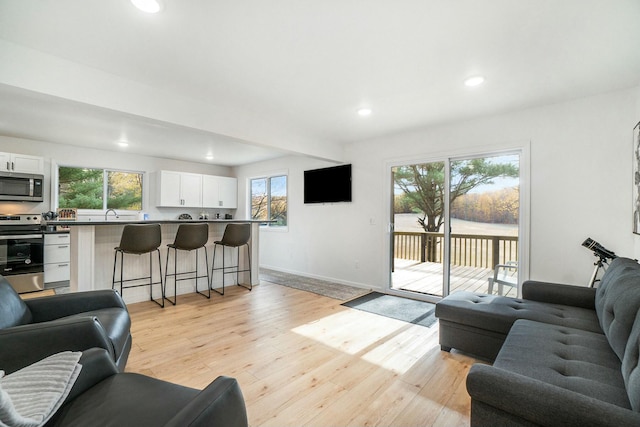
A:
[[304, 164, 352, 204]]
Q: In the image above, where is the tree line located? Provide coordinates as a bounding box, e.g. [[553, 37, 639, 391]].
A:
[[395, 186, 519, 224]]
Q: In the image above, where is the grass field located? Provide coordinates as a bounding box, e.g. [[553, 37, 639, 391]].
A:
[[394, 214, 518, 236]]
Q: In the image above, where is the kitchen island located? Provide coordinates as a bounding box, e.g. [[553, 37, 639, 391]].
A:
[[46, 219, 264, 304]]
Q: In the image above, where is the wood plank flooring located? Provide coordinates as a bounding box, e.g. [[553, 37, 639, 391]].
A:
[[126, 280, 478, 426], [393, 259, 517, 298], [20, 289, 56, 299]]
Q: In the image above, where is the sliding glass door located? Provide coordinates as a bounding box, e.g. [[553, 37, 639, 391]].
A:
[[390, 152, 521, 300], [391, 160, 447, 297]]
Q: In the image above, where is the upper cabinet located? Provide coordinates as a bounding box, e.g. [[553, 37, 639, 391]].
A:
[[156, 170, 203, 207], [0, 152, 44, 174], [156, 171, 237, 209], [202, 175, 238, 209]]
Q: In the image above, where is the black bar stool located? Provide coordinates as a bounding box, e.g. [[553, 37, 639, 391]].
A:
[[112, 223, 164, 307], [210, 223, 252, 295], [164, 223, 210, 305]]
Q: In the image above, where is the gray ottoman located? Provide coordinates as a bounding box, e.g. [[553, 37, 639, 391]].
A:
[[435, 291, 600, 360]]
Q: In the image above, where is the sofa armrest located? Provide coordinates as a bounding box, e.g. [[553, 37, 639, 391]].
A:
[[522, 280, 596, 309], [64, 348, 119, 402], [25, 290, 127, 322], [467, 364, 640, 427], [164, 376, 248, 427], [0, 317, 114, 374]]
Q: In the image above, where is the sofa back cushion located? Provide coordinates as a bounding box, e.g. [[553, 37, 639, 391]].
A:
[[596, 257, 640, 361], [622, 310, 640, 411], [0, 276, 33, 329]]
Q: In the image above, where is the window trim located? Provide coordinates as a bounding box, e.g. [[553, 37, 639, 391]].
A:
[[55, 164, 145, 212], [249, 171, 288, 230]]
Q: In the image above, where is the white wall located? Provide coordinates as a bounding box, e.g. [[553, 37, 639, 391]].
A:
[[237, 87, 640, 289], [235, 155, 374, 288], [0, 135, 234, 219]]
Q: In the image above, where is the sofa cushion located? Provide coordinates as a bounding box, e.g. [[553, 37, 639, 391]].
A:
[[495, 319, 631, 409], [595, 257, 640, 362], [48, 373, 200, 427], [622, 310, 640, 411], [435, 291, 601, 335], [64, 308, 131, 360], [0, 278, 33, 329]]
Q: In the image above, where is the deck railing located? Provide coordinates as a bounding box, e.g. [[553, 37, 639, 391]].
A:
[[394, 231, 518, 269]]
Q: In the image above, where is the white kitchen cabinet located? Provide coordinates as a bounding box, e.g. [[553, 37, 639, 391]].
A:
[[202, 175, 238, 209], [0, 153, 9, 171], [0, 152, 44, 174], [44, 233, 70, 286], [218, 176, 238, 208], [156, 170, 203, 207]]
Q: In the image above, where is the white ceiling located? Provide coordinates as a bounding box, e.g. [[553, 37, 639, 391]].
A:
[[0, 0, 639, 166]]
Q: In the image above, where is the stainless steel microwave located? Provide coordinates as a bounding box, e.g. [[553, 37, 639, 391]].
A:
[[0, 172, 44, 202]]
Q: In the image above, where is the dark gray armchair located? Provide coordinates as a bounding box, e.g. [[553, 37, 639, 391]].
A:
[[47, 348, 248, 427], [0, 275, 131, 373]]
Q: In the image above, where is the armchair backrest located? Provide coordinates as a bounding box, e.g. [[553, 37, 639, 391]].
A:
[[0, 275, 33, 329]]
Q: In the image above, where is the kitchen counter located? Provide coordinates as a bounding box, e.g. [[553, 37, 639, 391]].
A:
[[57, 220, 262, 304], [45, 219, 264, 226]]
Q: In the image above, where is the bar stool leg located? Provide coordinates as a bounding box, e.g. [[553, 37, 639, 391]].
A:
[[210, 244, 225, 296], [195, 247, 211, 299], [163, 247, 176, 306], [149, 252, 153, 301], [237, 243, 252, 291], [112, 250, 118, 291], [155, 248, 165, 308], [120, 251, 124, 296], [112, 250, 125, 295]]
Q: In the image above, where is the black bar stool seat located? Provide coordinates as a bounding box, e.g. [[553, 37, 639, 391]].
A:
[[165, 223, 210, 305], [112, 223, 164, 307], [210, 223, 252, 295]]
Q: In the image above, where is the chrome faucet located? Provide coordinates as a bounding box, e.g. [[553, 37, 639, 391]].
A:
[[105, 209, 119, 221]]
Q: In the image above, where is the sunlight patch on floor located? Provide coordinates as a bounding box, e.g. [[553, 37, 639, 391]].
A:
[[292, 308, 434, 374]]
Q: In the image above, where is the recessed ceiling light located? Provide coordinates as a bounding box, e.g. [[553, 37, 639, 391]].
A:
[[131, 0, 163, 13], [205, 155, 214, 161], [464, 76, 485, 87], [357, 108, 372, 117], [117, 141, 129, 147]]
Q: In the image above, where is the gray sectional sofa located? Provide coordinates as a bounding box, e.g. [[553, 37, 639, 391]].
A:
[[435, 257, 640, 426]]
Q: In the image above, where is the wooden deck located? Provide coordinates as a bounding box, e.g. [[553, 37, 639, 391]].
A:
[[392, 259, 517, 298]]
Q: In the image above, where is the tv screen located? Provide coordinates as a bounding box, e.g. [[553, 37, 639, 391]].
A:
[[304, 164, 352, 204]]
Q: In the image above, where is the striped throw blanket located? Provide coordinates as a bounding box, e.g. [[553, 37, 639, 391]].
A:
[[0, 351, 82, 427]]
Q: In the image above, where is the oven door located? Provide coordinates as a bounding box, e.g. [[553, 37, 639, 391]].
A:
[[0, 233, 44, 292]]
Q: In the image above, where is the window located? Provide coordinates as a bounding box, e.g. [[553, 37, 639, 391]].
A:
[[58, 166, 143, 210], [250, 175, 287, 227]]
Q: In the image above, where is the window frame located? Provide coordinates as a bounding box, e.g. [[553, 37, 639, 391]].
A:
[[55, 164, 145, 213], [249, 172, 288, 230]]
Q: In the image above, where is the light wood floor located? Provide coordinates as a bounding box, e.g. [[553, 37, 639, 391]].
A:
[[126, 280, 478, 427], [20, 289, 56, 299]]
